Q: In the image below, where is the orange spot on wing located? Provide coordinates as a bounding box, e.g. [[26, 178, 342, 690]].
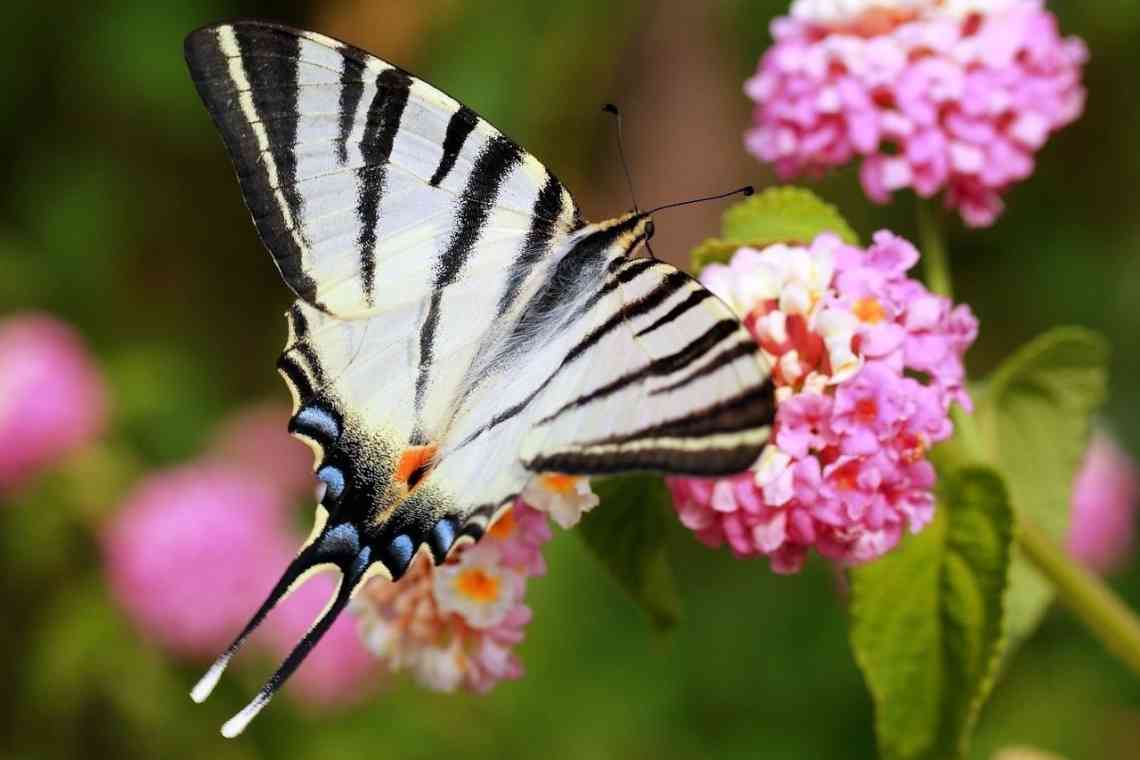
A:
[[395, 443, 439, 486]]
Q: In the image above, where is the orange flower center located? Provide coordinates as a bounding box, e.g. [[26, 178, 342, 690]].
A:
[[540, 473, 578, 495], [853, 297, 886, 324], [456, 568, 500, 604], [487, 507, 517, 540]]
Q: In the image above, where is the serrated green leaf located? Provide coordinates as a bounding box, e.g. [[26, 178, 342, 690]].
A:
[[850, 467, 1013, 760], [690, 186, 859, 270], [578, 474, 681, 631], [973, 327, 1109, 650]]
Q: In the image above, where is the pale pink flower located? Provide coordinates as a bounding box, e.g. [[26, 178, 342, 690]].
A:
[[746, 0, 1087, 226], [669, 232, 974, 572], [486, 501, 552, 576], [103, 464, 295, 658], [0, 313, 107, 494], [1066, 433, 1139, 574], [521, 473, 599, 528], [351, 501, 549, 692], [434, 543, 524, 628]]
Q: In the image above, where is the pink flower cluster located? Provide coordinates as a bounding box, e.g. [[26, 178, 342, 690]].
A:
[[0, 313, 107, 494], [1067, 432, 1139, 575], [745, 0, 1087, 227], [103, 406, 377, 707], [352, 501, 552, 694], [669, 231, 977, 572]]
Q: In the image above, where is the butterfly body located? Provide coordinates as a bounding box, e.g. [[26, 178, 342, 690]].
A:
[[184, 20, 775, 735]]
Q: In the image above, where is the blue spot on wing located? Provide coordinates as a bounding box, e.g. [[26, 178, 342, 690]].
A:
[[381, 534, 415, 577], [317, 465, 345, 502], [291, 406, 341, 443]]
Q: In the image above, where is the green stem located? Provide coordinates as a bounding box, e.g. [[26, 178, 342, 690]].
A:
[[1017, 517, 1140, 678], [917, 199, 953, 299]]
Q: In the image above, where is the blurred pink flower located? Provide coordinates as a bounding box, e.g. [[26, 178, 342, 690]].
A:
[[260, 572, 379, 706], [745, 0, 1087, 226], [103, 464, 295, 659], [351, 501, 548, 692], [669, 232, 975, 572], [206, 403, 315, 502], [1067, 433, 1139, 574], [0, 313, 107, 494]]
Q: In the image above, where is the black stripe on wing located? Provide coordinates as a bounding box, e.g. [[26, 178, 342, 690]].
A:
[[412, 135, 524, 433], [185, 24, 323, 307], [535, 318, 742, 427], [430, 106, 478, 187], [357, 68, 413, 305]]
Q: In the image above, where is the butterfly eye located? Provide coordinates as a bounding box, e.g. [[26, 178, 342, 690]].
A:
[[645, 220, 656, 240]]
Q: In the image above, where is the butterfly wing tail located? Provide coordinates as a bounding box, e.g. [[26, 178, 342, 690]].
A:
[[219, 547, 372, 737]]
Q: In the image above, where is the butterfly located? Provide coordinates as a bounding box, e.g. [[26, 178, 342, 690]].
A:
[[183, 19, 775, 736]]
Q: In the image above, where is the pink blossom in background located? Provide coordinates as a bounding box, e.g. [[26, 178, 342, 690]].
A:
[[0, 313, 107, 494], [1067, 433, 1139, 574], [745, 0, 1087, 227], [206, 403, 315, 502], [351, 502, 549, 692], [669, 232, 976, 573], [261, 572, 380, 706], [103, 464, 295, 659]]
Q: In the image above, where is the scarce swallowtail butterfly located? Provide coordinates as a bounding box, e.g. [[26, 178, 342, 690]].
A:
[[184, 19, 775, 736]]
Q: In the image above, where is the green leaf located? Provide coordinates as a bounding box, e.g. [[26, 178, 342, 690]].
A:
[[578, 474, 681, 631], [972, 327, 1109, 649], [850, 467, 1013, 760], [690, 186, 859, 271]]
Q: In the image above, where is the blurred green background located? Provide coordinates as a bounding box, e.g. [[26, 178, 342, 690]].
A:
[[1, 1, 1138, 758]]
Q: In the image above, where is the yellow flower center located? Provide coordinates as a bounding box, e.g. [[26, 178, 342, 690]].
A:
[[853, 297, 886, 324], [455, 568, 500, 604], [540, 473, 578, 495], [487, 507, 517, 540]]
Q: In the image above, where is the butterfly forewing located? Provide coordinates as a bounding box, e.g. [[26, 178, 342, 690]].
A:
[[185, 21, 580, 318]]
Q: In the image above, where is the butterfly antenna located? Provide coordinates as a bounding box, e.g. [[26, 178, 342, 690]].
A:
[[646, 185, 754, 216], [603, 104, 661, 258], [602, 104, 640, 213], [218, 547, 371, 738]]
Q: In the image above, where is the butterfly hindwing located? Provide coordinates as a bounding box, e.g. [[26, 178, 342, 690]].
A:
[[516, 257, 774, 475]]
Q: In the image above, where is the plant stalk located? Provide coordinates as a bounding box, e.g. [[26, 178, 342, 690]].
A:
[[917, 199, 953, 299], [1016, 517, 1140, 678]]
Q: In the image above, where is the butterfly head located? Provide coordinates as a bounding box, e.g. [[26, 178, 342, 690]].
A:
[[585, 211, 656, 258]]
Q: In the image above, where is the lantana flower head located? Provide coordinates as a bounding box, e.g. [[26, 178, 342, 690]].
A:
[[0, 313, 107, 494], [745, 0, 1087, 226], [669, 231, 976, 573], [103, 464, 298, 658], [351, 500, 550, 693]]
